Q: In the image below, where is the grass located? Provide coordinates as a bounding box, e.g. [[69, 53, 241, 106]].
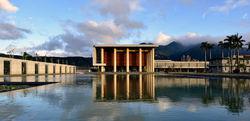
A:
[[0, 85, 31, 92]]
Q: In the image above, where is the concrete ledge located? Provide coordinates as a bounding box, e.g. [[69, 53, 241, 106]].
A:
[[84, 72, 156, 75], [0, 82, 57, 85], [157, 72, 250, 79], [0, 73, 75, 78]]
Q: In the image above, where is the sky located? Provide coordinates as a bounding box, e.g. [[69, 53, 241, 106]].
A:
[[0, 0, 250, 57]]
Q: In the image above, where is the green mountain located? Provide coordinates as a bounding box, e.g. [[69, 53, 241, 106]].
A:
[[155, 41, 250, 61]]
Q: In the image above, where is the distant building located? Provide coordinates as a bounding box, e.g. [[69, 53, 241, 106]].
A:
[[0, 57, 76, 76], [209, 55, 250, 73], [92, 44, 158, 72], [155, 60, 208, 72]]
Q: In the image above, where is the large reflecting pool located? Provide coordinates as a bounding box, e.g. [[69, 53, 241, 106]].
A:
[[0, 74, 250, 121]]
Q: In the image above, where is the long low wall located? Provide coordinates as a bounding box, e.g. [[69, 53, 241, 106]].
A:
[[155, 60, 209, 69], [0, 57, 76, 76]]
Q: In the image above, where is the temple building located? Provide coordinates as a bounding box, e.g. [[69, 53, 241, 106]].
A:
[[92, 44, 158, 72]]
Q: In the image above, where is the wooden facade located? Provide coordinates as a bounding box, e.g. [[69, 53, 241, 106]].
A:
[[93, 44, 157, 72], [103, 48, 147, 67]]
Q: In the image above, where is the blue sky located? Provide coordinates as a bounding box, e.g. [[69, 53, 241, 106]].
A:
[[0, 0, 249, 56]]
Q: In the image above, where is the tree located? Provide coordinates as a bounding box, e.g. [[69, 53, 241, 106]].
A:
[[224, 35, 234, 73], [247, 42, 250, 51], [218, 41, 225, 58], [200, 42, 209, 72], [207, 43, 215, 59], [22, 52, 32, 60], [223, 34, 246, 73], [232, 33, 245, 70]]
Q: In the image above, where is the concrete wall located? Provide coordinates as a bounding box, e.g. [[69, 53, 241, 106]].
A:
[[27, 61, 35, 74], [0, 57, 76, 76], [0, 59, 3, 76], [11, 59, 22, 75], [39, 63, 46, 75], [209, 58, 250, 73], [155, 60, 208, 69]]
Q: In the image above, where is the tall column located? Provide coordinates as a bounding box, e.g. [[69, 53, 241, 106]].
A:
[[101, 48, 105, 72], [114, 74, 117, 100], [126, 48, 130, 72], [146, 51, 149, 72], [152, 48, 155, 72], [148, 50, 152, 72], [152, 74, 155, 99], [126, 74, 130, 99], [139, 74, 142, 99], [92, 79, 96, 100], [101, 74, 105, 99], [93, 47, 96, 64], [139, 48, 142, 72], [113, 48, 117, 72]]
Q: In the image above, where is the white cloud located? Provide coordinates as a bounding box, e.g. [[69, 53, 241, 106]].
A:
[[157, 98, 172, 112], [154, 32, 221, 45], [33, 20, 127, 56], [35, 50, 67, 57], [0, 0, 18, 13], [33, 0, 145, 56], [94, 0, 144, 30], [0, 23, 31, 40], [242, 13, 248, 19], [95, 0, 142, 17], [77, 20, 125, 44], [154, 32, 172, 45], [209, 0, 250, 13]]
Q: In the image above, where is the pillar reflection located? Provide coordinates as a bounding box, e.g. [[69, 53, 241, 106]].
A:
[[93, 74, 156, 102]]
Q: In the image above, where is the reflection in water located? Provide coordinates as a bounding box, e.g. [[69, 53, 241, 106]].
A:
[[0, 74, 70, 83], [93, 74, 155, 102], [92, 74, 250, 113], [0, 74, 250, 121], [156, 76, 250, 113]]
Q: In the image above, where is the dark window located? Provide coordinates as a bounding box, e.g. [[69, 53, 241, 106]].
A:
[[96, 48, 101, 63], [53, 65, 56, 74], [22, 62, 27, 75], [60, 66, 62, 74], [35, 64, 39, 74], [4, 61, 10, 75], [45, 65, 48, 74]]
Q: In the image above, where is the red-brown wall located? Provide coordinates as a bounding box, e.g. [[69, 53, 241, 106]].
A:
[[103, 48, 147, 67]]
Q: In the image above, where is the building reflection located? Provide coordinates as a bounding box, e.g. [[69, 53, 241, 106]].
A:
[[0, 74, 76, 84], [156, 76, 250, 113], [93, 74, 156, 102]]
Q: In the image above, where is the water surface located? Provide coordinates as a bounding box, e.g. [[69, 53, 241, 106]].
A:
[[0, 74, 250, 121]]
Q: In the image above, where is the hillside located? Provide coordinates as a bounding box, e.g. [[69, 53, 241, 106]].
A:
[[155, 41, 250, 60]]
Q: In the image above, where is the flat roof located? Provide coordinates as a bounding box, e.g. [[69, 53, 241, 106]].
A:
[[94, 44, 158, 48]]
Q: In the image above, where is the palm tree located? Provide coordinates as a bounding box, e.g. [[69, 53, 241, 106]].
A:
[[232, 33, 245, 70], [223, 34, 246, 73], [224, 35, 234, 73], [247, 42, 250, 51], [207, 43, 215, 59], [218, 41, 225, 58], [200, 42, 209, 72]]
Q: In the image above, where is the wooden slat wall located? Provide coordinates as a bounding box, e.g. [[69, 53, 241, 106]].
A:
[[103, 48, 148, 67]]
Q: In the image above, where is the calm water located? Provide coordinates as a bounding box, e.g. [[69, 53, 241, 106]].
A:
[[0, 74, 250, 121]]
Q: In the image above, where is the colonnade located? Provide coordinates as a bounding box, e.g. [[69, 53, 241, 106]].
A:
[[96, 47, 155, 73], [92, 74, 155, 101]]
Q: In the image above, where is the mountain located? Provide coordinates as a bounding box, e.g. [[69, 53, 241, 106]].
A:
[[155, 41, 189, 60], [1, 41, 249, 67], [155, 41, 250, 61]]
